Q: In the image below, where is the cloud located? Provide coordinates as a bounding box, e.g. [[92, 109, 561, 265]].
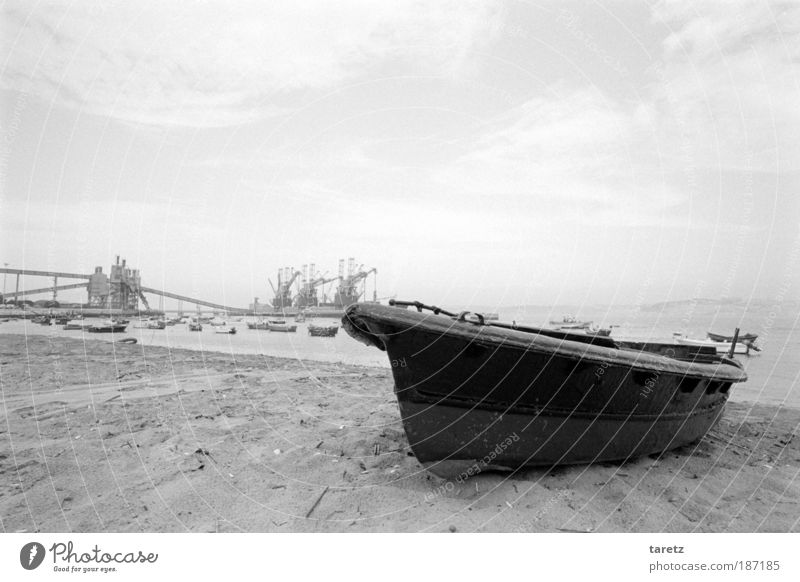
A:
[[0, 0, 502, 127], [650, 0, 800, 171]]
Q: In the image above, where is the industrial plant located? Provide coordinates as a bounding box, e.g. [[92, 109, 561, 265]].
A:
[[1, 256, 378, 317]]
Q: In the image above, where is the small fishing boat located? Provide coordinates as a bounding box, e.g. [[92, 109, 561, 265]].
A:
[[585, 325, 612, 337], [549, 315, 592, 330], [268, 320, 297, 333], [188, 321, 203, 332], [343, 300, 747, 474], [63, 319, 92, 330], [87, 321, 127, 334], [308, 323, 339, 337], [135, 318, 165, 330], [674, 334, 759, 355], [707, 331, 758, 343], [215, 326, 237, 335], [208, 317, 227, 327], [247, 320, 270, 330]]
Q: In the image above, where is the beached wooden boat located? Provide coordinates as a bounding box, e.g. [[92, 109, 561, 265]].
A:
[[343, 301, 747, 474], [268, 320, 297, 332], [308, 323, 339, 337], [87, 321, 127, 334]]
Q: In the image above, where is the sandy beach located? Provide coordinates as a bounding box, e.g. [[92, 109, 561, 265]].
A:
[[1, 334, 798, 533]]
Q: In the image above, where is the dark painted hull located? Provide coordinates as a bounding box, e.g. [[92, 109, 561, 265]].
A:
[[707, 332, 758, 343], [343, 304, 747, 472], [88, 325, 127, 333], [308, 325, 339, 337]]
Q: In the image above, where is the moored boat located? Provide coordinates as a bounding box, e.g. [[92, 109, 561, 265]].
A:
[[247, 320, 270, 330], [188, 321, 203, 332], [215, 326, 237, 334], [268, 319, 297, 332], [87, 321, 127, 334], [707, 331, 758, 343], [585, 325, 612, 337], [674, 334, 759, 355], [343, 300, 747, 475], [549, 315, 592, 330], [308, 323, 339, 337]]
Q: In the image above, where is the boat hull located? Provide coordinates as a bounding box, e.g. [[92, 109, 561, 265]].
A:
[[344, 304, 746, 471], [399, 399, 724, 472], [88, 325, 127, 334], [707, 332, 758, 343], [269, 324, 297, 332], [308, 325, 339, 337]]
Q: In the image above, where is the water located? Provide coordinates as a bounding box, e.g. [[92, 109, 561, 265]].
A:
[[3, 302, 798, 407], [0, 318, 387, 368], [508, 303, 800, 408]]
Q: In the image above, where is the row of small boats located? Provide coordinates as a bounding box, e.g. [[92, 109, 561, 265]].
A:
[[31, 315, 339, 337], [247, 319, 340, 336], [343, 300, 752, 476]]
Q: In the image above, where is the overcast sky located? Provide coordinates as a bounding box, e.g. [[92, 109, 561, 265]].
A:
[[2, 0, 799, 309]]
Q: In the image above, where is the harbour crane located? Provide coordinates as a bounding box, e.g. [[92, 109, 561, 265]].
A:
[[269, 268, 302, 310], [295, 271, 339, 309], [334, 260, 377, 306]]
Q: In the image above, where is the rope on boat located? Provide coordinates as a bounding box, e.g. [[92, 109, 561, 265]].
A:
[[389, 299, 486, 326]]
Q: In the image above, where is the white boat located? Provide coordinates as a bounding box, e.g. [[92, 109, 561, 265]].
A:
[[673, 333, 758, 355], [549, 315, 592, 330], [268, 319, 297, 332]]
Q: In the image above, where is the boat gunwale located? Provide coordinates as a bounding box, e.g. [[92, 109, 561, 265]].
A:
[[344, 305, 747, 383]]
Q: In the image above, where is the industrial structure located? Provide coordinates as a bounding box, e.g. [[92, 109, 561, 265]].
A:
[[325, 258, 377, 308], [2, 255, 378, 316], [294, 264, 338, 309], [269, 268, 302, 310]]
